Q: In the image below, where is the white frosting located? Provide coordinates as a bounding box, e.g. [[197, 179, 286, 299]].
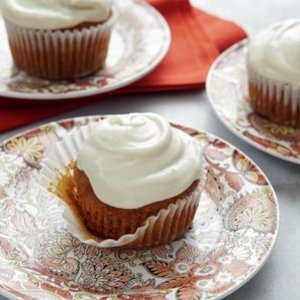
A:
[[0, 0, 113, 30], [77, 113, 203, 209], [248, 19, 300, 87]]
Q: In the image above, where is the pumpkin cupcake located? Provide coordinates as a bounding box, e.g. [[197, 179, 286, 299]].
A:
[[42, 113, 205, 247], [72, 113, 204, 246], [0, 0, 115, 80], [247, 19, 300, 128]]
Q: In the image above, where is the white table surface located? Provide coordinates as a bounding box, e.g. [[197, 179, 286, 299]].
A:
[[1, 0, 300, 299]]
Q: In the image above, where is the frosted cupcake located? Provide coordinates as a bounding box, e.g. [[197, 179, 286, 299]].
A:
[[0, 0, 115, 80], [44, 113, 205, 248], [247, 19, 300, 128]]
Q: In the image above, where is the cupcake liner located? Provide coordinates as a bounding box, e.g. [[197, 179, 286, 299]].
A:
[[247, 64, 300, 128], [39, 123, 206, 248], [4, 12, 115, 80]]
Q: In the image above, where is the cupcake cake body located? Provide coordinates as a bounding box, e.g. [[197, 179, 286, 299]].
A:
[[247, 19, 300, 127], [0, 0, 115, 80], [75, 113, 204, 244]]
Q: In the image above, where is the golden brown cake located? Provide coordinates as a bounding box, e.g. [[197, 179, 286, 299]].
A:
[[74, 166, 200, 240]]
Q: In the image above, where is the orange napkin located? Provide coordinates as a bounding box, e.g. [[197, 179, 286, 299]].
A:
[[0, 0, 246, 132]]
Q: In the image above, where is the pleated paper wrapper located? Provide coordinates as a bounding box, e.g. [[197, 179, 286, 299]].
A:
[[248, 64, 300, 128]]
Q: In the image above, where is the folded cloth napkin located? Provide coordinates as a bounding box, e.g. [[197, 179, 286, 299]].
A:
[[0, 0, 246, 133]]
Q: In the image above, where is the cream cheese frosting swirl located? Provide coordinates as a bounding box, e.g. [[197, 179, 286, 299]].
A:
[[248, 19, 300, 86], [77, 113, 203, 209], [0, 0, 113, 30]]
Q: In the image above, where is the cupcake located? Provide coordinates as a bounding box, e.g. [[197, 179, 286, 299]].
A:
[[247, 19, 300, 128], [44, 113, 205, 248], [0, 0, 115, 80]]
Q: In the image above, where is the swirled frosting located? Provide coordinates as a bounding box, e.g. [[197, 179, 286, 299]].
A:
[[248, 19, 300, 86], [0, 0, 113, 30], [77, 113, 203, 209]]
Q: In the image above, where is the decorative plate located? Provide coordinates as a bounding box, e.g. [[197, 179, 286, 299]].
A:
[[0, 0, 170, 100], [0, 116, 279, 300], [207, 40, 300, 164]]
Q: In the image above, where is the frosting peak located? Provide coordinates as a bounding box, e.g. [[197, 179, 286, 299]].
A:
[[0, 0, 113, 30], [77, 113, 203, 209], [248, 19, 300, 86]]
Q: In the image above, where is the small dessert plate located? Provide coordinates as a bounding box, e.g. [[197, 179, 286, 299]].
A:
[[0, 116, 279, 300], [207, 40, 300, 164], [0, 0, 170, 100]]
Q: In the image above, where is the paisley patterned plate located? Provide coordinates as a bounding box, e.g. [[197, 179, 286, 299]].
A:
[[0, 116, 279, 300], [0, 0, 170, 100], [207, 40, 300, 164]]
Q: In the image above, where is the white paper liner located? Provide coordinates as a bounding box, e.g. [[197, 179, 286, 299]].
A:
[[39, 123, 206, 248], [247, 64, 300, 127], [4, 11, 115, 80]]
